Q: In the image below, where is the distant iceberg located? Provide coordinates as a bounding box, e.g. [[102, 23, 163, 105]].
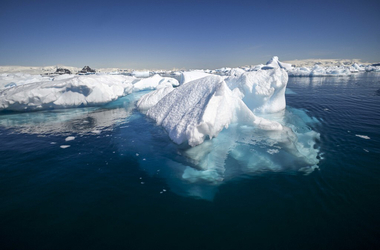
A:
[[132, 74, 179, 91]]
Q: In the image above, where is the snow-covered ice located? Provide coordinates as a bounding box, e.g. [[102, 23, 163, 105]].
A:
[[225, 67, 288, 113], [0, 75, 135, 111], [140, 74, 283, 146], [136, 85, 174, 111], [179, 71, 211, 85], [132, 74, 178, 91]]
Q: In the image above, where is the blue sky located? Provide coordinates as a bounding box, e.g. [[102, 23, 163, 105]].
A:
[[0, 0, 379, 69]]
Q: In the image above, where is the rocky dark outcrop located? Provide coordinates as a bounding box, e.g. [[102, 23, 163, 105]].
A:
[[55, 68, 72, 74], [79, 66, 96, 74]]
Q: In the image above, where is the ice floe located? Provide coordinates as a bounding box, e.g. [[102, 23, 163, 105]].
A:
[[0, 75, 135, 111]]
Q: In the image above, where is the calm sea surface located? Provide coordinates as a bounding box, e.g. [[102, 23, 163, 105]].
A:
[[1, 73, 379, 249]]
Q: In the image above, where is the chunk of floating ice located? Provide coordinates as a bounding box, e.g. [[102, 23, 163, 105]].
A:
[[91, 130, 101, 134], [60, 145, 70, 149], [134, 63, 322, 195], [356, 134, 370, 139], [65, 136, 75, 141], [0, 75, 135, 111], [139, 72, 283, 146]]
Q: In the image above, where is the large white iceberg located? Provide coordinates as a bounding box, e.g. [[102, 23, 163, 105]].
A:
[[139, 71, 285, 147]]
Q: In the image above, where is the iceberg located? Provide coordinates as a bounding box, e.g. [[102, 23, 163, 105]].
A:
[[0, 75, 135, 111], [139, 70, 287, 147], [135, 64, 321, 193]]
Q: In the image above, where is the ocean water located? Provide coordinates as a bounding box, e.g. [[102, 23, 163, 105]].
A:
[[1, 73, 380, 249]]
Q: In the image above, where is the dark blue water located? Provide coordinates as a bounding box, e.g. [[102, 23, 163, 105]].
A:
[[1, 73, 380, 250]]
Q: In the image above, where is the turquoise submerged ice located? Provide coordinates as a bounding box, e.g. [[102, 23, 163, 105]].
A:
[[137, 67, 321, 197]]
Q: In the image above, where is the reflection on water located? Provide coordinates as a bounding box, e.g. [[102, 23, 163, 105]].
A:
[[0, 92, 147, 136]]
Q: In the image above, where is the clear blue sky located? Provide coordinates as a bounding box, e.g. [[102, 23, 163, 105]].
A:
[[0, 0, 379, 69]]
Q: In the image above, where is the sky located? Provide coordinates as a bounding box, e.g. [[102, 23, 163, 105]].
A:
[[0, 0, 379, 69]]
